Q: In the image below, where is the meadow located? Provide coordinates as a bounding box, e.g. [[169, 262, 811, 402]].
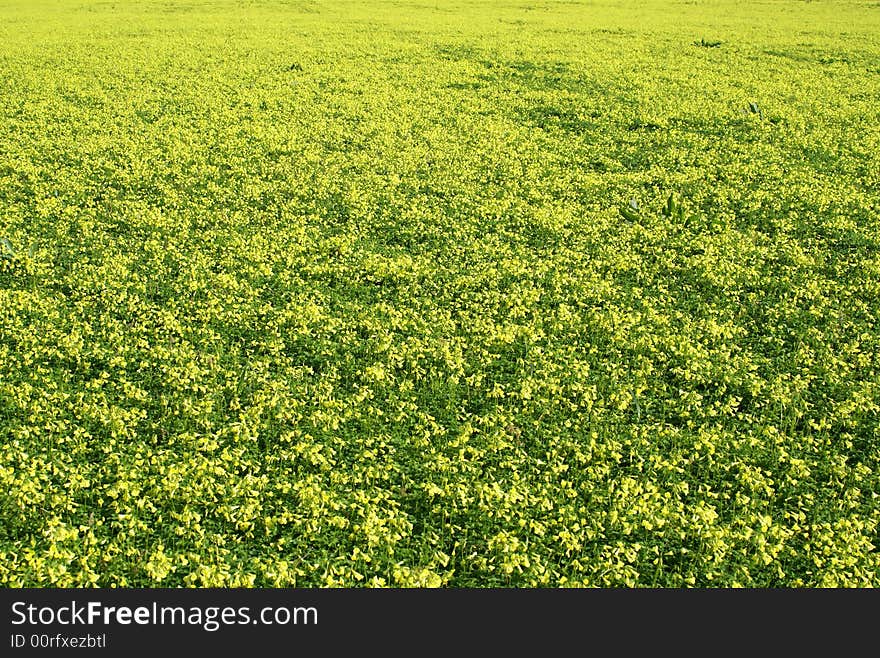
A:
[[1, 0, 878, 587]]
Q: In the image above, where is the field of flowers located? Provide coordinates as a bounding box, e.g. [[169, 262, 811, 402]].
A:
[[1, 0, 879, 587]]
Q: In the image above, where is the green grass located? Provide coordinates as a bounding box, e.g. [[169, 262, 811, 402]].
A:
[[1, 0, 879, 587]]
